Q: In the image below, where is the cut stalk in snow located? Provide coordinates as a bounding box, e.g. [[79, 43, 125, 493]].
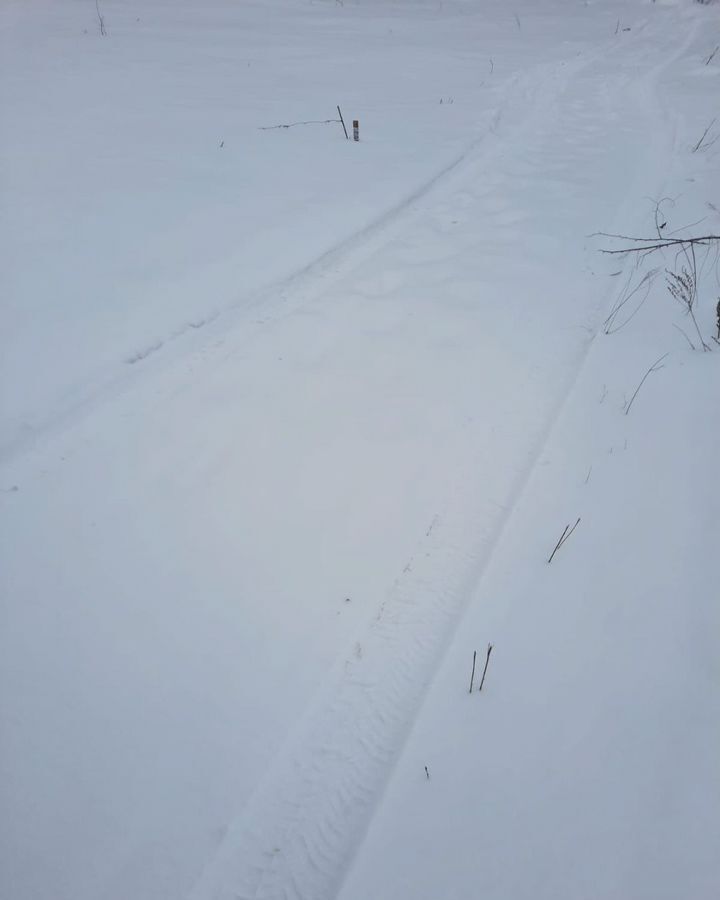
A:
[[624, 354, 669, 415], [547, 517, 581, 564], [337, 105, 349, 140], [478, 643, 493, 692]]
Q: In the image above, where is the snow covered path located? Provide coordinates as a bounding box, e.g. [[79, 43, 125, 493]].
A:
[[337, 18, 720, 900], [190, 10, 714, 900], [0, 0, 607, 461], [1, 3, 718, 900]]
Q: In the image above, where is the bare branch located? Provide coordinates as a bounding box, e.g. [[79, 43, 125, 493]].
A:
[[598, 235, 720, 255]]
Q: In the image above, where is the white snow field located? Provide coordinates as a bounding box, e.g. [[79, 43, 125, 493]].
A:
[[1, 1, 718, 899]]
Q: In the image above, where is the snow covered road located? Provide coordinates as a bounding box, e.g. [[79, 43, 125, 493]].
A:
[[1, 2, 718, 900], [191, 9, 719, 900]]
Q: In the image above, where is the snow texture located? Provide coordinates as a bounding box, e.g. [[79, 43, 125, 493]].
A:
[[1, 1, 718, 900]]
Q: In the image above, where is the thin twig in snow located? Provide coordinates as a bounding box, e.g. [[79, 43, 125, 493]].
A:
[[692, 118, 717, 153], [597, 234, 720, 254], [259, 118, 341, 131], [337, 105, 349, 140], [624, 353, 669, 415], [649, 195, 675, 238], [672, 323, 696, 350], [95, 0, 106, 35], [603, 266, 658, 334], [666, 243, 711, 350], [666, 216, 709, 237], [478, 644, 493, 692], [547, 518, 581, 563]]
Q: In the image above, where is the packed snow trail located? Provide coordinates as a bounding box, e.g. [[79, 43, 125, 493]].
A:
[[189, 12, 703, 900], [337, 14, 720, 900]]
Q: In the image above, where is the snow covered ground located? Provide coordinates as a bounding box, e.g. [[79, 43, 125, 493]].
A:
[[1, 2, 718, 900]]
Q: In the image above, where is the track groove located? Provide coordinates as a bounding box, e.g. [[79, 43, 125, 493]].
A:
[[187, 15, 700, 900]]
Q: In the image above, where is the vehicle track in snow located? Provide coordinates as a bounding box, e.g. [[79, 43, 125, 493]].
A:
[[188, 13, 700, 900], [0, 65, 509, 465], [0, 19, 637, 467]]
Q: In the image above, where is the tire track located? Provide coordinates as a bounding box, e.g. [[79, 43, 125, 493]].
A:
[[186, 18, 698, 899], [0, 64, 521, 466]]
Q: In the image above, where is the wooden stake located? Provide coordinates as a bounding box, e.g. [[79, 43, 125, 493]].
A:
[[479, 643, 493, 692]]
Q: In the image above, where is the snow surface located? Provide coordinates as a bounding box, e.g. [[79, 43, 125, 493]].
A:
[[1, 1, 718, 900]]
